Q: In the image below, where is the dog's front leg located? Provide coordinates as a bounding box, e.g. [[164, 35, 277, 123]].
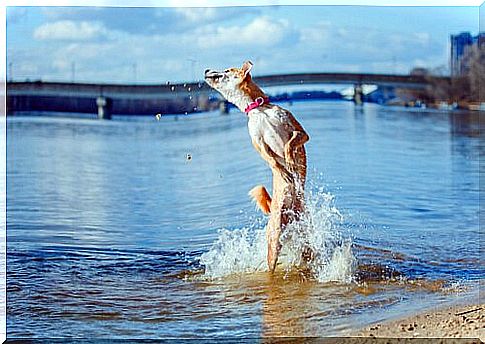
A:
[[257, 140, 293, 184], [284, 130, 309, 170]]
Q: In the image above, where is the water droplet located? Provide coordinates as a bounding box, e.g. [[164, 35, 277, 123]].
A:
[[187, 87, 191, 92], [198, 83, 202, 88], [186, 153, 192, 161], [184, 111, 188, 115], [155, 113, 162, 120], [189, 96, 192, 100], [166, 81, 171, 85], [183, 83, 187, 87], [171, 86, 175, 91]]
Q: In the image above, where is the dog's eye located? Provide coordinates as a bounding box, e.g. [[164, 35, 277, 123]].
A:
[[224, 69, 230, 73]]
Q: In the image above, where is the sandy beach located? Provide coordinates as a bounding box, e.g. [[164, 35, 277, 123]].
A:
[[353, 303, 484, 341]]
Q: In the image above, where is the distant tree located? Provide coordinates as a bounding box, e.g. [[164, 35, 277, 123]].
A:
[[410, 67, 430, 76], [464, 44, 485, 102], [397, 45, 485, 104]]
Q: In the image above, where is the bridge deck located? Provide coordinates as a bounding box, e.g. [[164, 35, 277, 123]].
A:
[[6, 72, 445, 115], [7, 72, 436, 98]]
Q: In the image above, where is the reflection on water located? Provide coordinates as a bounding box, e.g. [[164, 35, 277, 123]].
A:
[[7, 102, 483, 338]]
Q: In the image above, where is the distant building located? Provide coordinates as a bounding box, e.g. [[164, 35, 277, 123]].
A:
[[450, 32, 485, 76]]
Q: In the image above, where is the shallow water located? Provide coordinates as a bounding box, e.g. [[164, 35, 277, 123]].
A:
[[7, 101, 483, 338]]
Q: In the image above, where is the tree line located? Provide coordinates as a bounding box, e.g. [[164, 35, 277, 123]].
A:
[[399, 45, 485, 105]]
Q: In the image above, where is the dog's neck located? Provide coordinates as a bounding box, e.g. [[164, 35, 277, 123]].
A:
[[224, 78, 267, 113]]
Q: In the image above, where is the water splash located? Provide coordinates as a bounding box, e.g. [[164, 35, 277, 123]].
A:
[[199, 182, 356, 282], [199, 227, 267, 278], [280, 186, 356, 283]]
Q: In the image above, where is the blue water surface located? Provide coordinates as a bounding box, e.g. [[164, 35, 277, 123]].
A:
[[7, 101, 483, 338]]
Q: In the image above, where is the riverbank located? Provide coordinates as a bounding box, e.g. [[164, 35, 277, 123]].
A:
[[387, 99, 485, 111], [353, 303, 484, 340]]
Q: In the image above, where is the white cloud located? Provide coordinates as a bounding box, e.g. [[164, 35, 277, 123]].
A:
[[173, 7, 220, 22], [33, 20, 110, 41], [8, 7, 454, 83], [297, 19, 443, 73], [412, 32, 431, 45], [300, 21, 331, 43], [40, 7, 261, 35], [173, 7, 260, 24], [196, 16, 298, 48]]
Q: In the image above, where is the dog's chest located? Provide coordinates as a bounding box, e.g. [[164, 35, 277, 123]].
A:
[[247, 107, 293, 158]]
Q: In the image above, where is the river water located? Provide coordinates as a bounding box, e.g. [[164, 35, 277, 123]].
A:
[[7, 101, 483, 338]]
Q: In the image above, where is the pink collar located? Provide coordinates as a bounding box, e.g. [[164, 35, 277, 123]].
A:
[[244, 96, 270, 114]]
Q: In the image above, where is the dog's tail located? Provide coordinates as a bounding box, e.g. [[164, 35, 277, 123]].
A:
[[248, 185, 272, 215]]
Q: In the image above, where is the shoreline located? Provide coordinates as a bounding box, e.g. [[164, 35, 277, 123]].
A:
[[6, 97, 485, 119], [351, 302, 484, 340]]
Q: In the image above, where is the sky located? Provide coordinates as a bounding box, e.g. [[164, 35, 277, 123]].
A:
[[6, 5, 480, 84]]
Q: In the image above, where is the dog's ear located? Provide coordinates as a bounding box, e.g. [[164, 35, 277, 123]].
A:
[[242, 61, 253, 78]]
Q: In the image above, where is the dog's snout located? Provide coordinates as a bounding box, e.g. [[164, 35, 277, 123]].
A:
[[204, 69, 222, 80]]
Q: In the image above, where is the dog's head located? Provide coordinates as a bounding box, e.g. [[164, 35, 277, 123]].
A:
[[204, 61, 253, 95]]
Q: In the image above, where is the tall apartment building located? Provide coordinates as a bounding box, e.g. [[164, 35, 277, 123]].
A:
[[450, 32, 485, 76]]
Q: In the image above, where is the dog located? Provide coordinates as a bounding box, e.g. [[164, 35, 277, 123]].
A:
[[205, 61, 309, 272]]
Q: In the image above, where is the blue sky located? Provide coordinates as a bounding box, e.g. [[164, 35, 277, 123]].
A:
[[6, 5, 479, 83]]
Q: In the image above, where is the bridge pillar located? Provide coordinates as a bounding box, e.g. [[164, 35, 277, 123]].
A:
[[353, 84, 363, 105], [96, 96, 112, 120], [197, 95, 210, 112], [219, 100, 229, 114]]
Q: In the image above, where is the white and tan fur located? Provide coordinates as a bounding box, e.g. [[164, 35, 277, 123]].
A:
[[205, 61, 309, 272]]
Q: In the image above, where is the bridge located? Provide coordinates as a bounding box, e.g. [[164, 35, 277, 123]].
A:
[[254, 72, 432, 89], [7, 72, 443, 118]]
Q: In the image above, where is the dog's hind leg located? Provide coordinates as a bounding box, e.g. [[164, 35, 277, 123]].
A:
[[266, 197, 293, 272], [266, 212, 283, 273]]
